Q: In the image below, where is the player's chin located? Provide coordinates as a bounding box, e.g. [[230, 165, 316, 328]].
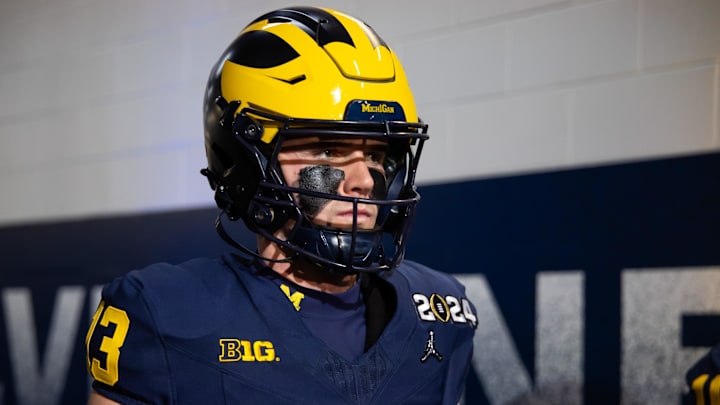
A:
[[314, 215, 378, 230]]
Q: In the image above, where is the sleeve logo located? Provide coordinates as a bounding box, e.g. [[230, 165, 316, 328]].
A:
[[413, 293, 477, 328]]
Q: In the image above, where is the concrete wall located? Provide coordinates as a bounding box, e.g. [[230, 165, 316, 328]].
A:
[[1, 0, 718, 225]]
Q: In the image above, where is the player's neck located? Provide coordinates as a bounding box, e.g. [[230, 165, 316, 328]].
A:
[[274, 262, 357, 294]]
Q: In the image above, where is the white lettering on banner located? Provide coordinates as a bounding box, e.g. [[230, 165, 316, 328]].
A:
[[454, 273, 532, 402], [458, 267, 720, 404], [621, 268, 720, 405], [536, 272, 584, 403], [2, 287, 85, 405], [455, 272, 584, 404]]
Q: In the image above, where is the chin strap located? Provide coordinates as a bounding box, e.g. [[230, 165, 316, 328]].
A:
[[216, 211, 390, 274], [291, 223, 384, 270]]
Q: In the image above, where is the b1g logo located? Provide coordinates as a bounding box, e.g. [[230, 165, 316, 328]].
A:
[[413, 293, 477, 327], [218, 339, 279, 362]]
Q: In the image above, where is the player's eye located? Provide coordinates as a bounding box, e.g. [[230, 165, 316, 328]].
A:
[[317, 148, 336, 158], [367, 147, 389, 164], [365, 151, 383, 164]]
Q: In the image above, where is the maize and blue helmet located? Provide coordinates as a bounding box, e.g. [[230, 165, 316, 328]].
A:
[[202, 6, 428, 274]]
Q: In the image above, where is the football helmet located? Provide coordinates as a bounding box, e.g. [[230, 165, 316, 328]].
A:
[[202, 6, 428, 274]]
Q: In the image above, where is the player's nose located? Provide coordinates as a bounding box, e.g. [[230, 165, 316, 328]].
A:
[[341, 152, 375, 197]]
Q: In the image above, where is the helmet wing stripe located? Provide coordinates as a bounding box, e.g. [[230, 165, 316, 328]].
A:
[[251, 7, 354, 48], [227, 31, 299, 68]]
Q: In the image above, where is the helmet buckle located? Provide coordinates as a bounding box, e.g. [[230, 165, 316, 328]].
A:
[[250, 201, 275, 226]]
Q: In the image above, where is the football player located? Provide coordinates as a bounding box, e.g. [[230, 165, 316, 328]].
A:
[[86, 6, 477, 404]]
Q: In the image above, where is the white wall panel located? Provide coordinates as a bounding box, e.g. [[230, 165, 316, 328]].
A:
[[643, 0, 720, 68], [0, 159, 109, 223], [452, 0, 569, 25], [445, 90, 569, 181], [573, 64, 716, 164], [0, 0, 718, 225], [0, 65, 45, 120], [508, 0, 638, 90], [414, 109, 453, 181], [402, 24, 507, 103], [104, 150, 189, 212], [0, 118, 57, 171], [355, 0, 452, 39]]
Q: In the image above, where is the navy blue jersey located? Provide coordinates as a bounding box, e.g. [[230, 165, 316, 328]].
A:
[[85, 254, 477, 404], [684, 344, 720, 405]]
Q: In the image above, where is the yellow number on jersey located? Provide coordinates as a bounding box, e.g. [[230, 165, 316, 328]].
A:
[[85, 301, 130, 386]]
